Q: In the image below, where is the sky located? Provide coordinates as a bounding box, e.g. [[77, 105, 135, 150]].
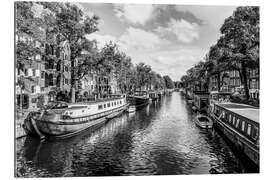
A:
[[78, 3, 236, 81]]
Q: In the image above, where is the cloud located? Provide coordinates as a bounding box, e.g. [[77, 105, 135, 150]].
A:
[[119, 27, 161, 50], [155, 18, 199, 43], [86, 27, 161, 51], [148, 48, 206, 80], [175, 5, 236, 28], [114, 4, 155, 25], [86, 34, 118, 49]]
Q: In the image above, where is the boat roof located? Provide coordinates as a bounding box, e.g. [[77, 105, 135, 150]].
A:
[[210, 91, 232, 95], [216, 103, 259, 123]]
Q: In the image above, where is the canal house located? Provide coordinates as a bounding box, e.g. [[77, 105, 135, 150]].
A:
[[211, 103, 259, 166]]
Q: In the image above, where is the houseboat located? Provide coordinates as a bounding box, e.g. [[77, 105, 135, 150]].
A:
[[23, 94, 128, 139], [149, 91, 158, 101], [210, 102, 259, 166], [193, 91, 210, 111], [127, 91, 149, 108]]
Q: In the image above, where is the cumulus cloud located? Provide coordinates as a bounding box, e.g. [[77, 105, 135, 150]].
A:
[[119, 27, 161, 50], [148, 48, 206, 80], [114, 4, 155, 25], [86, 27, 161, 51], [86, 34, 118, 49], [175, 5, 236, 28], [155, 18, 199, 43]]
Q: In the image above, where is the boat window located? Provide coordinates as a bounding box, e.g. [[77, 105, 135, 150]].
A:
[[252, 126, 259, 140], [236, 119, 240, 128], [52, 102, 68, 109], [232, 116, 235, 125], [247, 124, 252, 135], [229, 114, 232, 123], [241, 121, 245, 131], [98, 105, 103, 110], [222, 111, 225, 119], [198, 117, 209, 122]]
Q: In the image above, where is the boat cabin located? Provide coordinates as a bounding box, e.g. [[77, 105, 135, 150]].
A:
[[209, 91, 232, 105], [47, 95, 127, 119], [193, 91, 209, 111], [212, 103, 259, 144]]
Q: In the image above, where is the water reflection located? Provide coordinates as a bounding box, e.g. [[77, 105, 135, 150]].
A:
[[16, 92, 254, 177]]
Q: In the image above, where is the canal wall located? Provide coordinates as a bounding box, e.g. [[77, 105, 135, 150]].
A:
[[16, 118, 27, 139], [16, 111, 29, 139]]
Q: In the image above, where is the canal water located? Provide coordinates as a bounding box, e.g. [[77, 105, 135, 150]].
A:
[[16, 92, 255, 177]]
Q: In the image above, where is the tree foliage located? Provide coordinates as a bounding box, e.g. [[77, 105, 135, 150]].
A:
[[180, 6, 259, 100]]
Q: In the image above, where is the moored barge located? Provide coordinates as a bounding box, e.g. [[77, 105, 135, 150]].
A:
[[210, 102, 259, 166], [24, 94, 128, 139], [127, 91, 149, 108]]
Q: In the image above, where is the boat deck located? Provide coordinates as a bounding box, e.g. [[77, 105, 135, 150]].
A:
[[217, 103, 259, 123]]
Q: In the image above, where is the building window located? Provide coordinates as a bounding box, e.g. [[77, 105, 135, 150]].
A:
[[41, 71, 45, 79], [31, 98, 37, 103], [107, 103, 110, 107], [104, 104, 106, 108], [24, 69, 28, 76], [31, 86, 35, 93], [65, 66, 69, 72]]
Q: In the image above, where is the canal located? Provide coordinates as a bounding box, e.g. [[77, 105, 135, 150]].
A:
[[16, 92, 255, 177]]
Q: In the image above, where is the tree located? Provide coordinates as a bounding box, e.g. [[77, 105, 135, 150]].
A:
[[15, 2, 49, 110], [53, 3, 100, 102], [163, 75, 174, 89], [136, 63, 152, 91], [219, 6, 259, 100]]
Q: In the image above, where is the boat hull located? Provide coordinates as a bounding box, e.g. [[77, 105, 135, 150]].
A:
[[127, 96, 149, 107], [194, 115, 213, 129], [211, 113, 259, 167], [24, 104, 128, 139]]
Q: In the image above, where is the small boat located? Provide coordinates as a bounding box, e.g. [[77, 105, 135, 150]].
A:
[[192, 106, 197, 112], [24, 94, 128, 139], [194, 114, 213, 129], [127, 105, 136, 113]]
